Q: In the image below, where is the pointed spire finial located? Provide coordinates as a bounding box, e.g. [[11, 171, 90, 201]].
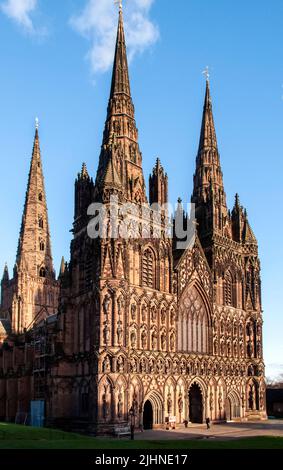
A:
[[114, 0, 123, 12], [59, 256, 65, 277], [202, 66, 210, 83], [80, 162, 89, 179], [35, 117, 39, 130], [2, 263, 9, 282], [235, 193, 240, 208]]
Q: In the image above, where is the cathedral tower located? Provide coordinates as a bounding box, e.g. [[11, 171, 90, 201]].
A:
[[94, 7, 147, 204], [1, 123, 59, 333]]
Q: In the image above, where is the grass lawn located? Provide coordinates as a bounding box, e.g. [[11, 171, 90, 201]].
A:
[[0, 423, 283, 449]]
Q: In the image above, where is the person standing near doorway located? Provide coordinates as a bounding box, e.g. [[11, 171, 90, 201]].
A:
[[206, 417, 210, 429]]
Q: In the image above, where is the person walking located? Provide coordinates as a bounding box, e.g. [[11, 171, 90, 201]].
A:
[[205, 417, 210, 429]]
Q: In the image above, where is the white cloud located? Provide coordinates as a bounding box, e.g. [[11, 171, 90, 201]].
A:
[[1, 0, 38, 33], [70, 0, 159, 76]]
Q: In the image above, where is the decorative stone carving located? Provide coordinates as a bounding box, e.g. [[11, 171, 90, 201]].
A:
[[141, 304, 147, 322], [131, 304, 137, 321], [130, 330, 137, 349], [151, 305, 157, 322], [103, 324, 110, 345], [151, 330, 157, 350], [140, 358, 147, 373], [103, 356, 111, 373], [161, 332, 166, 350], [117, 356, 124, 373], [117, 321, 123, 344], [117, 392, 123, 418], [141, 329, 147, 349], [178, 394, 183, 414], [170, 332, 175, 351], [103, 294, 111, 316], [161, 307, 166, 324]]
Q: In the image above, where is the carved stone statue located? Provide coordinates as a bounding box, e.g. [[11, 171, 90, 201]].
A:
[[247, 340, 253, 357], [130, 358, 137, 373], [165, 359, 171, 374], [178, 394, 183, 414], [117, 392, 123, 418], [151, 331, 157, 350], [161, 333, 166, 350], [161, 307, 166, 324], [156, 359, 163, 374], [117, 321, 123, 344], [103, 294, 111, 317], [140, 358, 147, 373], [173, 359, 178, 375], [213, 339, 218, 355], [151, 306, 157, 322], [130, 330, 137, 348], [233, 341, 238, 356], [117, 296, 124, 315], [149, 358, 155, 373], [117, 356, 124, 373], [103, 356, 111, 373], [141, 330, 147, 349], [131, 304, 137, 321], [103, 324, 110, 344], [141, 304, 147, 322]]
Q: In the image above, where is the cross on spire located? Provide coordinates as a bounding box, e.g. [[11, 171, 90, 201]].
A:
[[202, 66, 210, 82], [114, 0, 123, 11]]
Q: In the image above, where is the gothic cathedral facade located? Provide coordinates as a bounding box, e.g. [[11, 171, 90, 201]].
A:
[[0, 9, 266, 432]]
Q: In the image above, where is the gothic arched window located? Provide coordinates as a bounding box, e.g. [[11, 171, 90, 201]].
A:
[[38, 217, 44, 229], [39, 267, 46, 278], [38, 193, 43, 202], [142, 248, 155, 289], [39, 240, 45, 251]]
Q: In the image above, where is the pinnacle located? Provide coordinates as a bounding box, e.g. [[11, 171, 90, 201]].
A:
[[80, 162, 89, 179]]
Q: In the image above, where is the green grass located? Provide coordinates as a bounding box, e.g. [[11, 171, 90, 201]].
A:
[[0, 423, 283, 449]]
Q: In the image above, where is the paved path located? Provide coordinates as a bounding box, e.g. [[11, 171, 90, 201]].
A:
[[134, 420, 283, 440]]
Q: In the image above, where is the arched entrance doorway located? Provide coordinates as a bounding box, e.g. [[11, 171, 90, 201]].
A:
[[143, 400, 153, 430], [189, 383, 203, 423], [227, 393, 241, 420]]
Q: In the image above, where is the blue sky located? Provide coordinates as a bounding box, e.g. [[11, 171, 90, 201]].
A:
[[0, 0, 282, 378]]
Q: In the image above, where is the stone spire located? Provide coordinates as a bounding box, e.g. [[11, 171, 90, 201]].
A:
[[74, 162, 93, 227], [59, 256, 65, 278], [198, 79, 218, 153], [110, 7, 131, 98], [192, 79, 229, 238], [16, 125, 54, 279], [80, 162, 89, 180], [2, 263, 9, 283], [94, 7, 146, 204], [149, 158, 168, 206]]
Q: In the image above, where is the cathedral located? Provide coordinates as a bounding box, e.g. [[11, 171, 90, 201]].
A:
[[0, 8, 266, 434]]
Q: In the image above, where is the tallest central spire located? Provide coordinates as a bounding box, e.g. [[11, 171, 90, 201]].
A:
[[110, 6, 131, 97], [95, 6, 147, 204]]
